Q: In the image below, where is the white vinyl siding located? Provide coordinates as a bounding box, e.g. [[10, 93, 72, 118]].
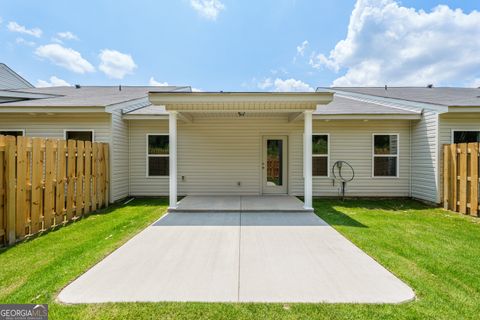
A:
[[110, 109, 129, 201], [410, 110, 439, 203], [0, 113, 111, 141], [312, 120, 411, 197], [128, 117, 304, 196], [128, 117, 411, 198], [129, 120, 170, 196]]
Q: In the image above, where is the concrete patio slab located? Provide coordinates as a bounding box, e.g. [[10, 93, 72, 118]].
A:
[[175, 195, 241, 211], [239, 212, 414, 303], [172, 195, 309, 212], [58, 211, 415, 304], [241, 195, 306, 211], [58, 212, 240, 303]]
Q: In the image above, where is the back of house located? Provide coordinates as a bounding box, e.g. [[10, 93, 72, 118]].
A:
[[1, 64, 479, 208]]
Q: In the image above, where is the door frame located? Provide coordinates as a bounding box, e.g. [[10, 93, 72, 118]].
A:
[[261, 135, 288, 194]]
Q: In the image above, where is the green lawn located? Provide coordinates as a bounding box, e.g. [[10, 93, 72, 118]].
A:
[[1, 198, 480, 319]]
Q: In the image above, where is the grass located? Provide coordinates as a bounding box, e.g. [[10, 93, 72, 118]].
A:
[[1, 198, 480, 319]]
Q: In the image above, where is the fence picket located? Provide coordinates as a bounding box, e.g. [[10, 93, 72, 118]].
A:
[[30, 138, 43, 233], [84, 142, 92, 214], [469, 143, 479, 216], [75, 141, 84, 217], [66, 140, 76, 220], [16, 137, 27, 238], [55, 140, 66, 225], [44, 139, 56, 229], [5, 136, 16, 244]]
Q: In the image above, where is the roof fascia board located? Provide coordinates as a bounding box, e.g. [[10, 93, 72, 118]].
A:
[[0, 106, 106, 113], [123, 114, 168, 120], [447, 106, 480, 113], [329, 90, 448, 113], [105, 96, 150, 113], [313, 114, 421, 120]]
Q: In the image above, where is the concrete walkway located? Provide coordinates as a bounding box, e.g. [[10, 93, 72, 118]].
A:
[[58, 211, 415, 304]]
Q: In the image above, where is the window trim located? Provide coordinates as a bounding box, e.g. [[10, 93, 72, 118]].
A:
[[372, 133, 400, 178], [63, 129, 95, 142], [450, 129, 480, 144], [0, 129, 25, 136], [146, 133, 169, 178], [312, 133, 330, 178]]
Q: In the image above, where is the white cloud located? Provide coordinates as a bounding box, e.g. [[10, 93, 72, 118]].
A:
[[313, 0, 480, 87], [7, 21, 42, 38], [149, 77, 169, 86], [35, 44, 95, 74], [57, 31, 78, 40], [99, 49, 137, 79], [296, 40, 309, 56], [190, 0, 225, 20], [257, 77, 313, 92], [36, 76, 71, 87], [16, 37, 35, 46], [192, 87, 203, 92], [258, 78, 273, 90]]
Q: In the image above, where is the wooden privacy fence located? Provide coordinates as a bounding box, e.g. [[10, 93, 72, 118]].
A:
[[0, 135, 109, 246], [443, 143, 479, 216]]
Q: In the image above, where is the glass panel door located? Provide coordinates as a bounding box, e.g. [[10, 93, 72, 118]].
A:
[[267, 139, 283, 186], [262, 136, 288, 194]]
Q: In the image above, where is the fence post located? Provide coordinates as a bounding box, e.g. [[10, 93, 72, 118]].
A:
[[75, 141, 85, 218], [31, 138, 43, 233]]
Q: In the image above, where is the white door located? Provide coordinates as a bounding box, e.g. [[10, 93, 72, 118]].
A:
[[262, 136, 288, 194]]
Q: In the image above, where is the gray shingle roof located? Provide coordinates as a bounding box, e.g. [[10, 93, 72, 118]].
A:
[[314, 95, 419, 115], [327, 87, 480, 107], [0, 63, 34, 90], [0, 85, 191, 107]]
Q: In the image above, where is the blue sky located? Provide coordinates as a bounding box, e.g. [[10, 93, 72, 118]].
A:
[[1, 0, 479, 91]]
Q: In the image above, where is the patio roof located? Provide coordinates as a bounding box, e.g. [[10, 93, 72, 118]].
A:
[[148, 92, 334, 112]]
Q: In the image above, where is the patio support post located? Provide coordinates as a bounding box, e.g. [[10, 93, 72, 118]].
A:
[[304, 110, 313, 210], [169, 111, 178, 209]]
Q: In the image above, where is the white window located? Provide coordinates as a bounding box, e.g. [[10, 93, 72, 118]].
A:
[[452, 130, 480, 144], [0, 129, 24, 137], [64, 130, 94, 142], [312, 134, 329, 177], [147, 134, 169, 177], [373, 134, 399, 177]]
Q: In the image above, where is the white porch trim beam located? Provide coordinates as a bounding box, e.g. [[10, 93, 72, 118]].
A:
[[304, 110, 313, 210], [169, 111, 178, 209]]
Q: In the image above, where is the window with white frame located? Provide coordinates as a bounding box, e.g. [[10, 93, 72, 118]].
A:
[[373, 134, 398, 177], [452, 130, 480, 144], [65, 130, 93, 142], [147, 134, 169, 176], [312, 134, 329, 177], [0, 129, 24, 137]]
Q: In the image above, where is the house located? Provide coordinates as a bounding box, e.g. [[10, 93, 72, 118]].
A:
[[0, 65, 479, 209]]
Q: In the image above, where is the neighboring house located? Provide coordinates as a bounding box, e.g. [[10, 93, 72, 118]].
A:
[[0, 65, 479, 208], [0, 63, 33, 90]]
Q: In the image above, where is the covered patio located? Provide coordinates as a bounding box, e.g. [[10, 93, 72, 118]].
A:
[[147, 92, 334, 211]]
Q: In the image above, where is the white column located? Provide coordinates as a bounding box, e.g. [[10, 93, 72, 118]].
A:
[[303, 110, 313, 210], [169, 111, 178, 209]]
